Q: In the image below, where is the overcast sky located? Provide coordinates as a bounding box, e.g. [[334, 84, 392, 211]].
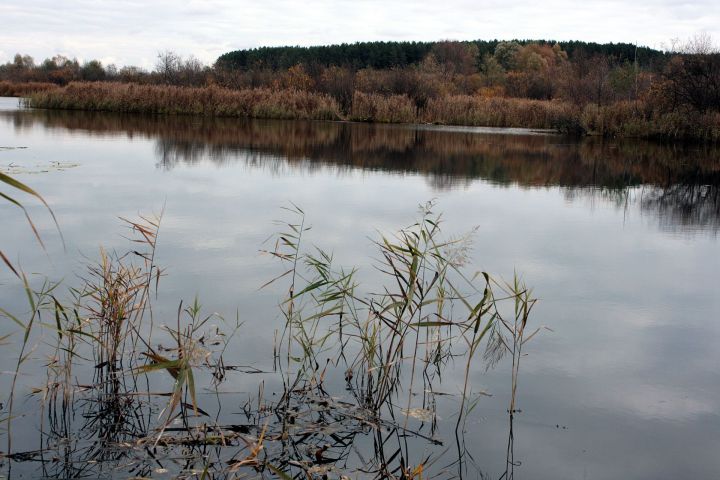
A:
[[1, 0, 718, 69]]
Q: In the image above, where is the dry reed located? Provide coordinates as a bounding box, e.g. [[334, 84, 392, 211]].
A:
[[23, 81, 720, 141], [348, 91, 417, 123], [421, 95, 579, 130], [27, 82, 341, 121], [0, 81, 59, 97], [581, 101, 720, 141]]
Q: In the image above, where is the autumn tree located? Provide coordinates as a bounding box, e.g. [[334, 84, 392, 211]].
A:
[[318, 66, 355, 111], [557, 53, 617, 105], [0, 54, 36, 81], [280, 64, 314, 90], [118, 65, 149, 84], [657, 53, 720, 112], [479, 55, 506, 87], [496, 43, 568, 99], [493, 41, 521, 70], [428, 41, 479, 75], [80, 60, 107, 81], [41, 55, 80, 85]]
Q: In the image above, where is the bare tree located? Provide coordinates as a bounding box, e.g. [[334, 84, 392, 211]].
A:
[[657, 34, 720, 112], [155, 50, 182, 84]]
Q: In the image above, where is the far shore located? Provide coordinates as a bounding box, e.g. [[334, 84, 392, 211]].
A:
[[3, 80, 719, 143]]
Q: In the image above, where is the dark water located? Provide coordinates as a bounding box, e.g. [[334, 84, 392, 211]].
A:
[[0, 97, 719, 479]]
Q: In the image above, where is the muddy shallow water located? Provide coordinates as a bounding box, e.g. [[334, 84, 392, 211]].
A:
[[0, 97, 719, 479]]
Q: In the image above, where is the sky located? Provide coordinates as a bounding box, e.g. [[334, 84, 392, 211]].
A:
[[1, 0, 718, 69]]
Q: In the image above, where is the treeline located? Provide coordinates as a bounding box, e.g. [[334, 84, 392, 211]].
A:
[[216, 40, 665, 70], [0, 51, 209, 86], [3, 36, 720, 141], [0, 40, 671, 95]]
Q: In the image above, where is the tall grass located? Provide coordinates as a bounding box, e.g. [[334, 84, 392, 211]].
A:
[[3, 204, 537, 478], [0, 81, 58, 97], [27, 82, 341, 121], [264, 202, 539, 478], [422, 95, 580, 130], [25, 81, 575, 131], [581, 101, 720, 141], [0, 168, 63, 458], [23, 81, 720, 141], [348, 91, 417, 123]]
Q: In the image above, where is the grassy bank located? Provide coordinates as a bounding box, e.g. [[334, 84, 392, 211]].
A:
[[25, 81, 720, 141]]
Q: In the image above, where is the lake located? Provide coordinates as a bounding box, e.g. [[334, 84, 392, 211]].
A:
[[0, 96, 719, 479]]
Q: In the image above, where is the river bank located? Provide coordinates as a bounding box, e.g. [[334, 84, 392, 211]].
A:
[[18, 81, 720, 142]]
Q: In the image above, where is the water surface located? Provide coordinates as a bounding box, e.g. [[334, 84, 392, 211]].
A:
[[0, 97, 719, 479]]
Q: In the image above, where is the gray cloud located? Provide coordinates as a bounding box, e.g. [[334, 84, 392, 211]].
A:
[[1, 0, 718, 68]]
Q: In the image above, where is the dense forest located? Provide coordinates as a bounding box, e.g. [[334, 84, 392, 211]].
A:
[[1, 37, 719, 141], [216, 40, 666, 71]]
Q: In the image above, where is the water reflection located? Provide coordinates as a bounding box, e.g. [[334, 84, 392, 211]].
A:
[[2, 108, 719, 233], [2, 209, 519, 479], [1, 101, 719, 479]]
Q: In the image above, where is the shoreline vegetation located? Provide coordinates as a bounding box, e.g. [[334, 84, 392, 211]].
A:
[[2, 36, 720, 141], [21, 82, 720, 141]]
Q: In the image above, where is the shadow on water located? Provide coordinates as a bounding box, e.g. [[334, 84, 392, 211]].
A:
[[1, 108, 719, 233]]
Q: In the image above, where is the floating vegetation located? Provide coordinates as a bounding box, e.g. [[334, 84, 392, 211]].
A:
[[0, 160, 81, 175], [1, 203, 539, 479]]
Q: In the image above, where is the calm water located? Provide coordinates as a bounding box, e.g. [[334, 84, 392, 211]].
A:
[[1, 96, 719, 479]]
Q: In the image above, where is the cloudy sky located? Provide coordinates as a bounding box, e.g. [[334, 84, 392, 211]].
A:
[[1, 0, 718, 69]]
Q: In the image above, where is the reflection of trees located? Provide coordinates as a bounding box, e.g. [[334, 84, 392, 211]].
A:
[[2, 109, 719, 231], [642, 184, 720, 233]]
